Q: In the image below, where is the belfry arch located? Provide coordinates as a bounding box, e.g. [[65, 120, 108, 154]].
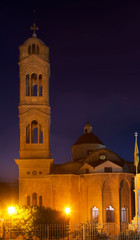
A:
[[26, 120, 43, 144]]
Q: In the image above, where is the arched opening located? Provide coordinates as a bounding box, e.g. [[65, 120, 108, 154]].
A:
[[122, 206, 127, 222], [31, 120, 38, 143], [27, 196, 30, 206], [106, 206, 114, 222], [39, 74, 43, 96], [32, 193, 37, 206], [31, 73, 37, 96], [28, 45, 31, 54], [32, 44, 35, 54], [26, 121, 43, 144], [25, 73, 43, 97], [102, 179, 115, 222], [26, 74, 30, 96], [91, 206, 99, 222], [39, 196, 42, 207], [120, 180, 130, 222], [39, 124, 43, 143]]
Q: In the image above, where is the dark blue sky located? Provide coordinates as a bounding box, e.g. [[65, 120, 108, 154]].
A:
[[0, 0, 140, 180]]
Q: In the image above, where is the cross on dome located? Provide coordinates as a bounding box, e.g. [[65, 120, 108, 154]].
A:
[[30, 23, 39, 38]]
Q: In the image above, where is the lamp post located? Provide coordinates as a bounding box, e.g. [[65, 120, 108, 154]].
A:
[[7, 206, 16, 228], [64, 207, 71, 239]]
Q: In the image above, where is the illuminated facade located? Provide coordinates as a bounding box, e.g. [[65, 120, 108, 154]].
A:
[[15, 28, 135, 225]]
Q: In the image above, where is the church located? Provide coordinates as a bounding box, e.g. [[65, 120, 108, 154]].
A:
[[15, 25, 135, 225]]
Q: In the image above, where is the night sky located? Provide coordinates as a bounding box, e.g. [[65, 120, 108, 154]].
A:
[[0, 1, 140, 180]]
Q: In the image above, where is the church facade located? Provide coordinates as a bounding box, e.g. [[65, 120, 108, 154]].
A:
[[15, 27, 135, 225]]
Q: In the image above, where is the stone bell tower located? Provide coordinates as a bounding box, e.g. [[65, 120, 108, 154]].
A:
[[15, 24, 53, 206]]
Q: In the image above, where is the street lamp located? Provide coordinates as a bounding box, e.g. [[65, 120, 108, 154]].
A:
[[7, 206, 16, 230], [8, 207, 16, 215], [65, 207, 71, 216], [64, 207, 71, 239]]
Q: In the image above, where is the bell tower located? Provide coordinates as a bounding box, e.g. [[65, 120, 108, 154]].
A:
[[15, 24, 53, 206]]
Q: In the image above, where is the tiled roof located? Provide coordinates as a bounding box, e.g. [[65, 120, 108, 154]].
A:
[[51, 161, 82, 174]]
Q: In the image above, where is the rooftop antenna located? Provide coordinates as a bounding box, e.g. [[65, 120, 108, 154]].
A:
[[30, 9, 39, 38]]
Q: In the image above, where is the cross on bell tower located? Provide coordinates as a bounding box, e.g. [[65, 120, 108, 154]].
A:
[[30, 23, 39, 38]]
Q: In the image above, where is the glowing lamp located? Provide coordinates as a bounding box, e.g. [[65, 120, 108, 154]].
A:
[[8, 206, 16, 215], [65, 207, 70, 215]]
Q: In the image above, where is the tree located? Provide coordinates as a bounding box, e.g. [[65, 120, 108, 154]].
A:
[[33, 206, 69, 225], [4, 206, 69, 239], [5, 206, 35, 232], [5, 205, 69, 231]]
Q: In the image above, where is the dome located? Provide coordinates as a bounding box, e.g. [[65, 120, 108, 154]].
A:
[[74, 132, 103, 146], [74, 122, 104, 145], [72, 123, 105, 161], [23, 37, 46, 46], [19, 35, 49, 62]]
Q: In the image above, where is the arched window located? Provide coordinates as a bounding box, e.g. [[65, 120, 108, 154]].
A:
[[31, 73, 37, 96], [26, 121, 43, 144], [32, 193, 37, 206], [28, 45, 31, 54], [26, 74, 30, 96], [27, 196, 30, 206], [39, 124, 43, 143], [122, 207, 127, 222], [39, 74, 43, 96], [39, 196, 42, 207], [91, 206, 99, 222], [28, 44, 39, 54], [106, 206, 114, 222], [26, 73, 43, 97], [32, 44, 35, 54], [31, 120, 38, 143]]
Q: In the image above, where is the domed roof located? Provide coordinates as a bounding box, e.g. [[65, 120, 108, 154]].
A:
[[74, 132, 103, 145], [23, 37, 46, 46], [73, 123, 104, 146]]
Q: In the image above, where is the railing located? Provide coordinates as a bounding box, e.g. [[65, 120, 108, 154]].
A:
[[1, 222, 140, 240]]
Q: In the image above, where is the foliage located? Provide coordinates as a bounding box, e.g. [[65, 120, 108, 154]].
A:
[[33, 206, 69, 225], [71, 222, 109, 240], [5, 206, 35, 232], [5, 205, 69, 232], [119, 230, 140, 240]]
